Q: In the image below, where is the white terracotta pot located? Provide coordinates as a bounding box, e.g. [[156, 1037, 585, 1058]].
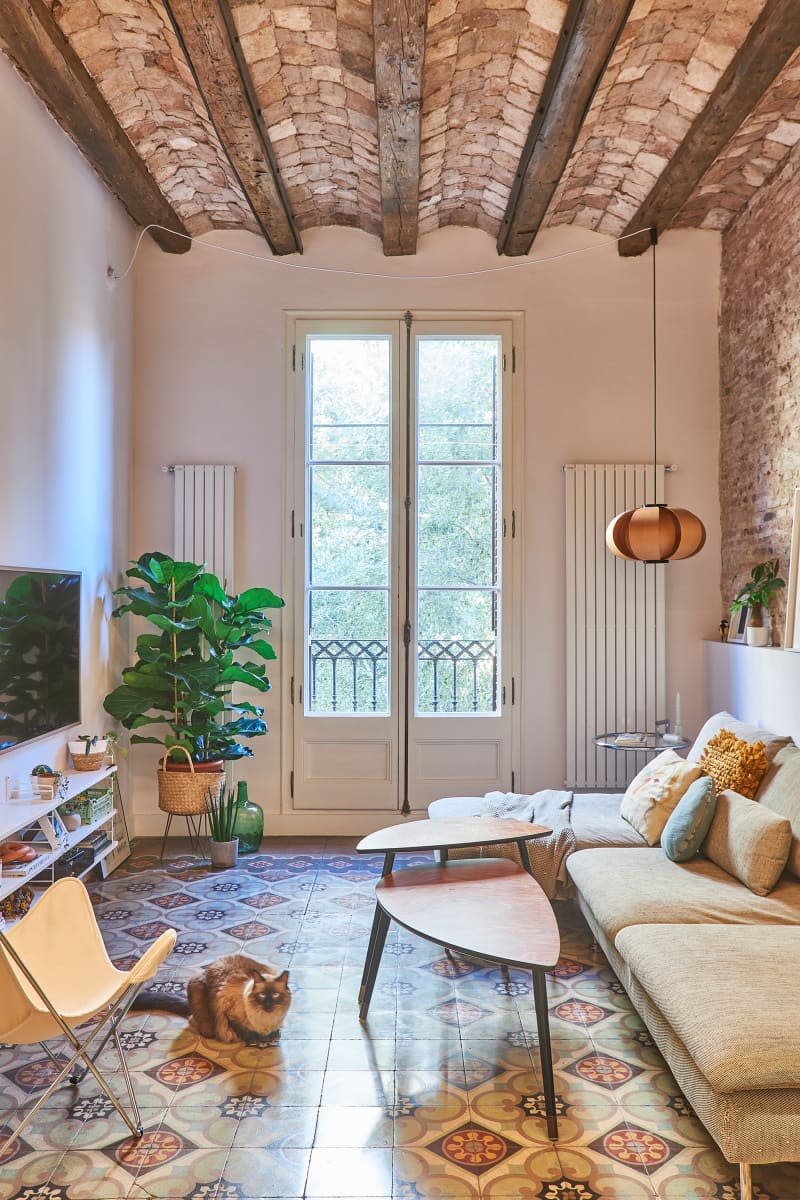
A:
[[745, 626, 769, 647]]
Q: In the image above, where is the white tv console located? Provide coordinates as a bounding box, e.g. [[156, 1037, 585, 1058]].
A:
[[0, 765, 122, 923]]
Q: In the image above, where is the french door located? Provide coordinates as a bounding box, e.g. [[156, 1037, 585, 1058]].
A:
[[288, 316, 517, 813]]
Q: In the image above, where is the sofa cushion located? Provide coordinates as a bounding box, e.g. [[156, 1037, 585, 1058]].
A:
[[661, 776, 717, 863], [687, 710, 791, 767], [698, 730, 769, 800], [616, 924, 800, 1091], [757, 743, 800, 879], [619, 750, 703, 845], [570, 793, 648, 851], [566, 846, 800, 940], [702, 788, 792, 896]]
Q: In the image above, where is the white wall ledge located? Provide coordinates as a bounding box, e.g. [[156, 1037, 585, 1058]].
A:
[[704, 639, 800, 744]]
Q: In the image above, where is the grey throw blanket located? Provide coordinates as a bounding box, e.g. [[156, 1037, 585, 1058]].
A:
[[479, 788, 576, 900]]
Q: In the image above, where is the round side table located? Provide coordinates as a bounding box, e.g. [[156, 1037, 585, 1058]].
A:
[[593, 731, 690, 753]]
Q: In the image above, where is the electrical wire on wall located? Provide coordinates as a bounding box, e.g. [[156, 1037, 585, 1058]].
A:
[[109, 225, 654, 284]]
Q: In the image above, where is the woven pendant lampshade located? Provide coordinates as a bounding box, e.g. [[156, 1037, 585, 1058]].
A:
[[606, 504, 706, 563], [606, 230, 706, 565]]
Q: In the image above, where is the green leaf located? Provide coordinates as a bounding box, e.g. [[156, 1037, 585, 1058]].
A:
[[169, 561, 209, 592], [147, 613, 203, 634], [247, 639, 277, 661], [234, 588, 285, 613], [220, 664, 270, 690], [195, 574, 230, 607]]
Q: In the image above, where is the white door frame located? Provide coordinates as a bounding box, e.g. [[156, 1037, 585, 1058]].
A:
[[281, 309, 524, 833]]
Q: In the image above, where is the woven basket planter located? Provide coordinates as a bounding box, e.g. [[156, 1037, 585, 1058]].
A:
[[157, 746, 224, 816], [68, 740, 109, 772]]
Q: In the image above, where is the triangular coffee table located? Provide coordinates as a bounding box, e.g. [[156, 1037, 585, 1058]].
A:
[[356, 817, 560, 1139]]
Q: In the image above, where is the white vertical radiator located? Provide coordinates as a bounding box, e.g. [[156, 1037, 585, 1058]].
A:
[[564, 464, 666, 789], [172, 465, 236, 589]]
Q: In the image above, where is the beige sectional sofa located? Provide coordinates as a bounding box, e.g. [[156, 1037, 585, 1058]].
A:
[[430, 714, 800, 1200], [567, 732, 800, 1200]]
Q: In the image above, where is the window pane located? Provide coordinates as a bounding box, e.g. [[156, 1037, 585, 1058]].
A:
[[417, 589, 498, 714], [417, 337, 499, 462], [309, 337, 390, 461], [417, 465, 497, 588], [308, 589, 389, 714], [310, 465, 389, 587]]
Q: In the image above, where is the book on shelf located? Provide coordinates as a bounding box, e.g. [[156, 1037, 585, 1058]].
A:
[[3, 848, 45, 875]]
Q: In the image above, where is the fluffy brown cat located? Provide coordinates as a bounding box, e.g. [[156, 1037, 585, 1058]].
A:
[[132, 954, 291, 1046]]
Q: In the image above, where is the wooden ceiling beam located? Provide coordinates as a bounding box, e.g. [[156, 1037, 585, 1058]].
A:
[[163, 0, 301, 256], [0, 0, 189, 254], [619, 0, 800, 257], [373, 0, 427, 256], [498, 0, 634, 257]]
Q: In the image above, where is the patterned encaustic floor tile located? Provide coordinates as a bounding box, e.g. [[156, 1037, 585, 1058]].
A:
[[2, 839, 800, 1199]]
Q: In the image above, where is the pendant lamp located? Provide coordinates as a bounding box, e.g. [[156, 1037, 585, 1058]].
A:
[[606, 230, 706, 564]]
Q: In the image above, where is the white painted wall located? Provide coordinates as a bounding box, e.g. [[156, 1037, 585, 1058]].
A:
[[0, 57, 135, 793], [705, 641, 800, 743], [132, 223, 721, 834]]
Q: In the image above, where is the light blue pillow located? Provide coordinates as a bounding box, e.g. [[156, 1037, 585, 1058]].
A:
[[661, 776, 717, 862]]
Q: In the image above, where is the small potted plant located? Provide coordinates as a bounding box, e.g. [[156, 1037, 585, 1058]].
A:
[[66, 731, 119, 771], [206, 785, 239, 869], [30, 763, 68, 801], [730, 558, 785, 647]]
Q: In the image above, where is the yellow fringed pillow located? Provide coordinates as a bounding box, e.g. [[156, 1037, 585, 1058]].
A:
[[699, 730, 769, 800]]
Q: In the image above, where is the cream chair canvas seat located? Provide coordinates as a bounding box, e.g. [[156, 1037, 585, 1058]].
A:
[[0, 876, 176, 1153]]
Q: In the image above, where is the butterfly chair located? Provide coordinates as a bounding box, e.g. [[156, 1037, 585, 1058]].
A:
[[0, 876, 176, 1154]]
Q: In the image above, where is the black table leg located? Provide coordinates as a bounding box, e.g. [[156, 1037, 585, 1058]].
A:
[[516, 838, 533, 876], [358, 853, 396, 1004], [359, 906, 390, 1021], [532, 968, 558, 1140], [358, 905, 383, 1004]]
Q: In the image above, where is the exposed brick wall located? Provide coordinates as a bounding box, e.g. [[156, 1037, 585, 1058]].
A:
[[719, 138, 800, 644]]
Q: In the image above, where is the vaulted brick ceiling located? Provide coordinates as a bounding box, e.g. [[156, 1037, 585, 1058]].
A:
[[2, 0, 800, 256]]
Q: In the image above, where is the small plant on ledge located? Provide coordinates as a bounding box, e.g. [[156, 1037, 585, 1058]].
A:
[[730, 558, 785, 646]]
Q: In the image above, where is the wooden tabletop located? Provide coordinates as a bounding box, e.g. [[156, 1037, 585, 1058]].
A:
[[376, 857, 560, 970], [356, 816, 551, 855]]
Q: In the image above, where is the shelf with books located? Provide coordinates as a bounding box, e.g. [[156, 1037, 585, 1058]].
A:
[[0, 766, 127, 921]]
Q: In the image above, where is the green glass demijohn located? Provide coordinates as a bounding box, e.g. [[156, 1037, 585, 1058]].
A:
[[232, 780, 263, 854]]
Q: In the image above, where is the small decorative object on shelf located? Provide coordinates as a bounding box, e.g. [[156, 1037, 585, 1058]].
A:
[[8, 778, 38, 802], [31, 764, 69, 801], [719, 618, 729, 642], [0, 885, 33, 923], [232, 780, 263, 854], [68, 734, 112, 771]]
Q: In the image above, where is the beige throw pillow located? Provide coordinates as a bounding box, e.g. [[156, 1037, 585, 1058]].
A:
[[702, 788, 792, 896], [758, 743, 800, 879], [619, 750, 704, 846]]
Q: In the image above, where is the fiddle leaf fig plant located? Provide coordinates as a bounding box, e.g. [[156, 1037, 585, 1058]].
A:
[[103, 552, 284, 762], [730, 558, 785, 628]]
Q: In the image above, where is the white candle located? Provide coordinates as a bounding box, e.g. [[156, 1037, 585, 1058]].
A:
[[675, 692, 683, 736]]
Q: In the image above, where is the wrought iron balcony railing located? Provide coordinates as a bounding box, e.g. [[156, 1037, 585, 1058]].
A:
[[308, 636, 497, 714]]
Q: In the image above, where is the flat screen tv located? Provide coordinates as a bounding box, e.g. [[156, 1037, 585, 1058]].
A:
[[0, 568, 81, 753]]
